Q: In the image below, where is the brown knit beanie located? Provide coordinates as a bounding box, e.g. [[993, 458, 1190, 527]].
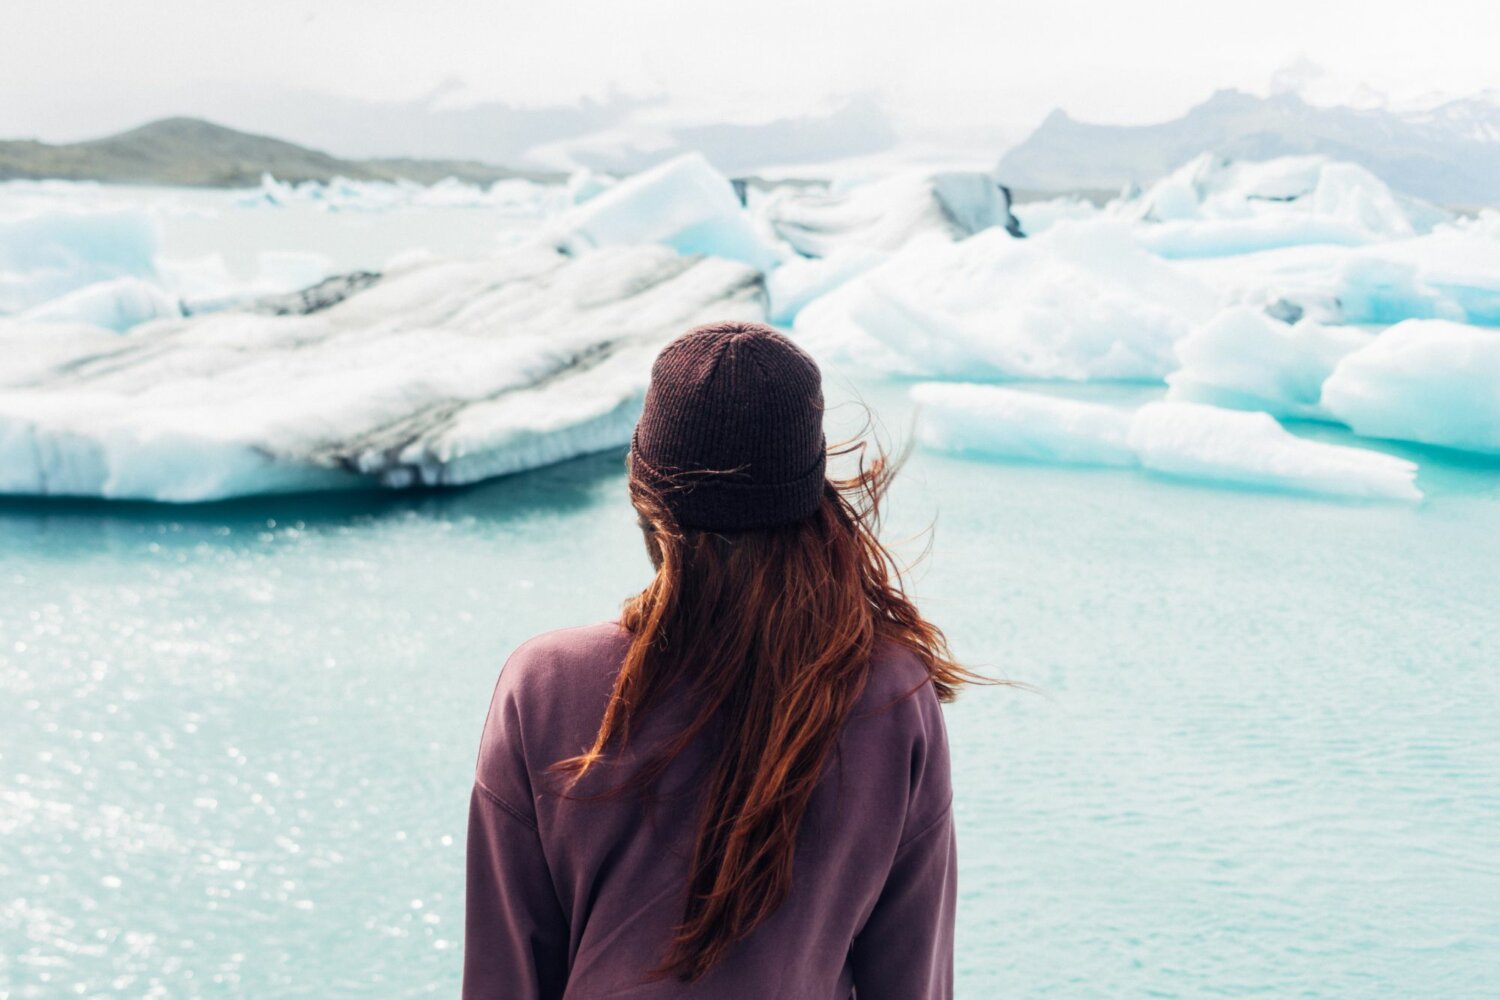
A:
[[629, 321, 827, 531]]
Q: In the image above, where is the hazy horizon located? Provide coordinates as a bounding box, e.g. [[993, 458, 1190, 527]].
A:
[[4, 0, 1498, 163]]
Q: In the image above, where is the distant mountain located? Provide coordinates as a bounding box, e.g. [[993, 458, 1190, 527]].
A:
[[996, 89, 1500, 207], [179, 89, 901, 177], [0, 117, 550, 187]]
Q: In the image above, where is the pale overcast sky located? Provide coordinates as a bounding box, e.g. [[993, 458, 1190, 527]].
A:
[[3, 0, 1498, 146]]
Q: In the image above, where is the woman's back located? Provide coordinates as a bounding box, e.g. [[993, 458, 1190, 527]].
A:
[[464, 321, 970, 998], [465, 619, 955, 999]]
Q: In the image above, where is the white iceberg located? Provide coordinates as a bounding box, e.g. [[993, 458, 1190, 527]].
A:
[[1012, 196, 1099, 237], [796, 220, 1218, 381], [1178, 227, 1500, 327], [21, 277, 182, 332], [1124, 154, 1445, 258], [911, 382, 1421, 501], [766, 247, 886, 325], [758, 170, 1020, 259], [1321, 319, 1500, 455], [0, 206, 160, 314], [234, 173, 562, 215], [1166, 307, 1372, 419], [553, 153, 785, 273], [0, 244, 766, 501]]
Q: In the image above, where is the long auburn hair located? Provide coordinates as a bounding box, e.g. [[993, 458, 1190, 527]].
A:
[[553, 430, 982, 982]]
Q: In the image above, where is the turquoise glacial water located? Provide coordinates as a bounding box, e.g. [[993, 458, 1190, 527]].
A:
[[2, 377, 1499, 998]]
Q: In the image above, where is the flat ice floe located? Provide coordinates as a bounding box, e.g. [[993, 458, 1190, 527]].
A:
[[911, 382, 1422, 501], [0, 244, 765, 501], [796, 221, 1218, 380]]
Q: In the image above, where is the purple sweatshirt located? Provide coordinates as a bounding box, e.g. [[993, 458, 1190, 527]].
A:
[[464, 620, 956, 999]]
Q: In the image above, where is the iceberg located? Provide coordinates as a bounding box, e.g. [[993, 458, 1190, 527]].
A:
[[0, 244, 766, 501], [234, 173, 562, 215], [1321, 319, 1500, 455], [21, 277, 182, 332], [553, 153, 786, 273], [1012, 196, 1099, 237], [0, 206, 159, 314], [1166, 307, 1371, 419], [766, 247, 886, 325], [1124, 154, 1446, 258], [795, 220, 1218, 381], [1178, 228, 1500, 327], [911, 382, 1421, 501], [758, 170, 1021, 259]]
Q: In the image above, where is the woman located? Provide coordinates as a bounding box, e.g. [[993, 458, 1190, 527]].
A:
[[464, 321, 975, 998]]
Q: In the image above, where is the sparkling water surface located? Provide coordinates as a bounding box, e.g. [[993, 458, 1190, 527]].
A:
[[3, 376, 1498, 998]]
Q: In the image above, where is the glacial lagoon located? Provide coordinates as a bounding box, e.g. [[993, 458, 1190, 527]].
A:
[[4, 374, 1499, 996], [3, 163, 1500, 996]]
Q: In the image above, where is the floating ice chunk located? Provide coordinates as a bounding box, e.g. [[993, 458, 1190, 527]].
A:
[[759, 171, 1019, 258], [1127, 401, 1419, 500], [0, 207, 159, 313], [233, 172, 564, 215], [911, 382, 1135, 466], [554, 153, 785, 272], [1321, 319, 1500, 455], [797, 220, 1218, 381], [1360, 230, 1500, 326], [1123, 154, 1443, 258], [1012, 196, 1099, 236], [21, 277, 182, 332], [766, 247, 886, 325], [1166, 307, 1372, 418], [912, 382, 1421, 501], [565, 168, 615, 205], [1135, 217, 1384, 258], [0, 244, 766, 501], [1178, 231, 1500, 327]]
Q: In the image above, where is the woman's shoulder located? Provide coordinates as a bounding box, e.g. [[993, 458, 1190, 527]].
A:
[[476, 620, 631, 794], [859, 637, 942, 713], [497, 619, 631, 693]]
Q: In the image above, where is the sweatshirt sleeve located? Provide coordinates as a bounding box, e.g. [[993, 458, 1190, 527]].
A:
[[462, 782, 570, 1000], [849, 679, 957, 1000], [463, 640, 571, 1000], [848, 806, 957, 1000]]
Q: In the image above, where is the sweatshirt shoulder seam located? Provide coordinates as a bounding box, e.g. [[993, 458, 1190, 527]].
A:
[[897, 796, 953, 851], [474, 779, 537, 831]]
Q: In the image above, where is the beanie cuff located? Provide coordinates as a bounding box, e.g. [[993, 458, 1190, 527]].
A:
[[630, 430, 827, 532]]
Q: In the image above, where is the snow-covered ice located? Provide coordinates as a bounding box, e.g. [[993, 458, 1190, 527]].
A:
[[1321, 319, 1500, 455], [553, 153, 785, 273], [796, 221, 1218, 381], [0, 244, 765, 501], [912, 382, 1422, 501]]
